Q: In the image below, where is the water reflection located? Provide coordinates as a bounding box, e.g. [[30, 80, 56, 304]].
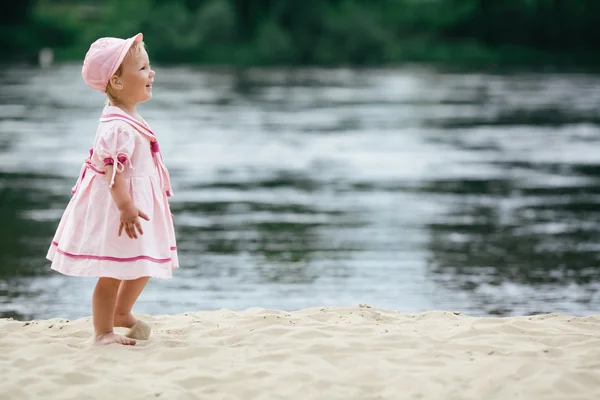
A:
[[424, 160, 600, 315], [0, 171, 64, 278], [1, 65, 600, 319]]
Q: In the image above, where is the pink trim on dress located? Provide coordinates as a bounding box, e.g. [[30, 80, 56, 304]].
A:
[[102, 113, 156, 136], [52, 241, 171, 263], [104, 155, 128, 166], [88, 162, 106, 175], [72, 149, 107, 194]]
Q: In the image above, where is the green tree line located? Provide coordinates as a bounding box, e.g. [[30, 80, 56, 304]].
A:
[[2, 0, 600, 66]]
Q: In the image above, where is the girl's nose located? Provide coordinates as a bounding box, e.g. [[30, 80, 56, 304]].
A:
[[150, 69, 155, 78]]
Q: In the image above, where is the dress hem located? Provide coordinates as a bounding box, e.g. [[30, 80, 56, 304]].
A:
[[47, 246, 178, 281]]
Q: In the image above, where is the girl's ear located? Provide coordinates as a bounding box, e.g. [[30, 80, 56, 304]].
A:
[[108, 74, 123, 91]]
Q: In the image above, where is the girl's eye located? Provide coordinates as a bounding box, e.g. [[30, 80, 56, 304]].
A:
[[140, 67, 146, 70]]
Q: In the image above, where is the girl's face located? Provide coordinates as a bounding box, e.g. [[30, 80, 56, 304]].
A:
[[118, 48, 155, 104]]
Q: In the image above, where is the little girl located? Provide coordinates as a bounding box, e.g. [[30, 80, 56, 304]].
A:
[[47, 33, 178, 346]]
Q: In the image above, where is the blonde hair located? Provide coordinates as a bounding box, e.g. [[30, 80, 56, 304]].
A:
[[105, 41, 146, 104]]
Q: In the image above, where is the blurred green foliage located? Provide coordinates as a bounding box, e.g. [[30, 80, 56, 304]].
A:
[[2, 0, 600, 66]]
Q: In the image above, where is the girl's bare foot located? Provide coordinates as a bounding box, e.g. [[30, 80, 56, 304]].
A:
[[114, 312, 151, 340], [95, 332, 136, 346], [114, 312, 137, 329]]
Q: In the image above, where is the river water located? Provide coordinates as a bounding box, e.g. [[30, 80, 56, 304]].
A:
[[1, 64, 600, 320]]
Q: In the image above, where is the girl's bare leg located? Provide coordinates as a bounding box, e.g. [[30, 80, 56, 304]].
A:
[[93, 277, 136, 346], [113, 277, 150, 328]]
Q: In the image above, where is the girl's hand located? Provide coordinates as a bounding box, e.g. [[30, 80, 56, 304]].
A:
[[118, 203, 150, 239]]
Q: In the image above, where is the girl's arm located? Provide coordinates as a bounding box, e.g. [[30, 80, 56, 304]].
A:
[[105, 165, 149, 239]]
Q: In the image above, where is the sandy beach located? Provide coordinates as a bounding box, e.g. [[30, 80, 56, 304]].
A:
[[1, 306, 599, 400]]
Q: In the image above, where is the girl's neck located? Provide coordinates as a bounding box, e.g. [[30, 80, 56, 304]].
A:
[[109, 100, 139, 120]]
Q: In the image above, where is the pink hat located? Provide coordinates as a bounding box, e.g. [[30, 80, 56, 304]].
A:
[[82, 33, 143, 93]]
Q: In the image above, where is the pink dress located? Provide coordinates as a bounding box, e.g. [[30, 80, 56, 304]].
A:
[[47, 105, 178, 280]]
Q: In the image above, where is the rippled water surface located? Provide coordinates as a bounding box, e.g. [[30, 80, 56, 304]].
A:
[[1, 64, 600, 320]]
